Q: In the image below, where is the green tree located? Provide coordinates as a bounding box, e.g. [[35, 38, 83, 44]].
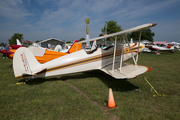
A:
[[66, 41, 71, 44], [99, 21, 123, 42], [35, 40, 41, 43], [100, 21, 123, 36], [8, 33, 23, 45], [79, 38, 85, 41], [127, 28, 155, 42], [0, 42, 6, 46]]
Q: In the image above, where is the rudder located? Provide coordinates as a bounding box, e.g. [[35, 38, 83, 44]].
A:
[[67, 40, 82, 53], [13, 47, 46, 78]]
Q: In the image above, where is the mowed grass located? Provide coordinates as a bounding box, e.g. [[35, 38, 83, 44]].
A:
[[0, 51, 180, 120]]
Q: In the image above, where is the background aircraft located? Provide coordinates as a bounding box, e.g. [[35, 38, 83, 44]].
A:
[[0, 39, 24, 58], [0, 40, 82, 63], [145, 43, 174, 54]]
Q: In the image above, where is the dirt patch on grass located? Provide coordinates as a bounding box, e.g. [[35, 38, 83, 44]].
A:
[[63, 79, 119, 120]]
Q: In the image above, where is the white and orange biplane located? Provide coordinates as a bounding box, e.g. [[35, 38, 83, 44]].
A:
[[13, 23, 157, 80]]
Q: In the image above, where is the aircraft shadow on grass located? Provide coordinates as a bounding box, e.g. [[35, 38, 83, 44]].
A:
[[18, 70, 139, 92]]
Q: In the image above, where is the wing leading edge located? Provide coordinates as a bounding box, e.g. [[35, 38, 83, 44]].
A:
[[78, 23, 157, 44]]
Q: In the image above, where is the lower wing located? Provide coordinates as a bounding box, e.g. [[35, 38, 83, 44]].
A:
[[101, 62, 152, 79]]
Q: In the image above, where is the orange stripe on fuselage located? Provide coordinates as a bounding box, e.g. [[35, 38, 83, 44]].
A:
[[35, 50, 68, 63]]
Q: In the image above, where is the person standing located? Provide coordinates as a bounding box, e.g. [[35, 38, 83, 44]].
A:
[[3, 44, 9, 59], [2, 46, 5, 50], [5, 44, 9, 50]]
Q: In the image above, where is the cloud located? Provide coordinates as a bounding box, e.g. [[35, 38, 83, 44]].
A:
[[34, 1, 87, 30], [0, 0, 31, 20], [89, 0, 123, 13], [107, 0, 179, 21], [0, 0, 180, 43], [21, 0, 180, 42]]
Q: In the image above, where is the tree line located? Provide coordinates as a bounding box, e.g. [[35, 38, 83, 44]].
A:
[[1, 21, 155, 45]]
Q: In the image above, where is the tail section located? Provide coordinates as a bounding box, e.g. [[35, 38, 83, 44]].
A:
[[16, 39, 22, 45], [67, 40, 82, 53], [91, 40, 97, 51], [170, 45, 174, 50], [13, 47, 46, 78], [130, 38, 133, 43]]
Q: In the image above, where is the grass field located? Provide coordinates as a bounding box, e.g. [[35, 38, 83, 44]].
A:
[[0, 51, 180, 120]]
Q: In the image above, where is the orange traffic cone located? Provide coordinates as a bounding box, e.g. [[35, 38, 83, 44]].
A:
[[106, 88, 118, 109]]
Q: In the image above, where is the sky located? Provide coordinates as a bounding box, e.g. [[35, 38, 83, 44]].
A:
[[0, 0, 180, 44]]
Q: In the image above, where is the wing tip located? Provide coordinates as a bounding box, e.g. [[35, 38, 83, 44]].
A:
[[152, 23, 157, 26], [145, 66, 153, 72]]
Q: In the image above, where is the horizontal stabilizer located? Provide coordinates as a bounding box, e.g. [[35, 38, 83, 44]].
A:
[[28, 46, 46, 57], [101, 62, 152, 79], [13, 47, 46, 78]]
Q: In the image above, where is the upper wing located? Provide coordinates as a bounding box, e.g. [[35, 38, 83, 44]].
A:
[[78, 23, 157, 43]]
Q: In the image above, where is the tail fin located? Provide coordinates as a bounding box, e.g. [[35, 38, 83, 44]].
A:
[[16, 39, 22, 45], [13, 47, 46, 78], [130, 38, 133, 43], [90, 40, 97, 51], [170, 45, 174, 50], [67, 40, 82, 53]]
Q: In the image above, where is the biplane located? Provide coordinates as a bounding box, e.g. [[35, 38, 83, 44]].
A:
[[13, 23, 157, 80]]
